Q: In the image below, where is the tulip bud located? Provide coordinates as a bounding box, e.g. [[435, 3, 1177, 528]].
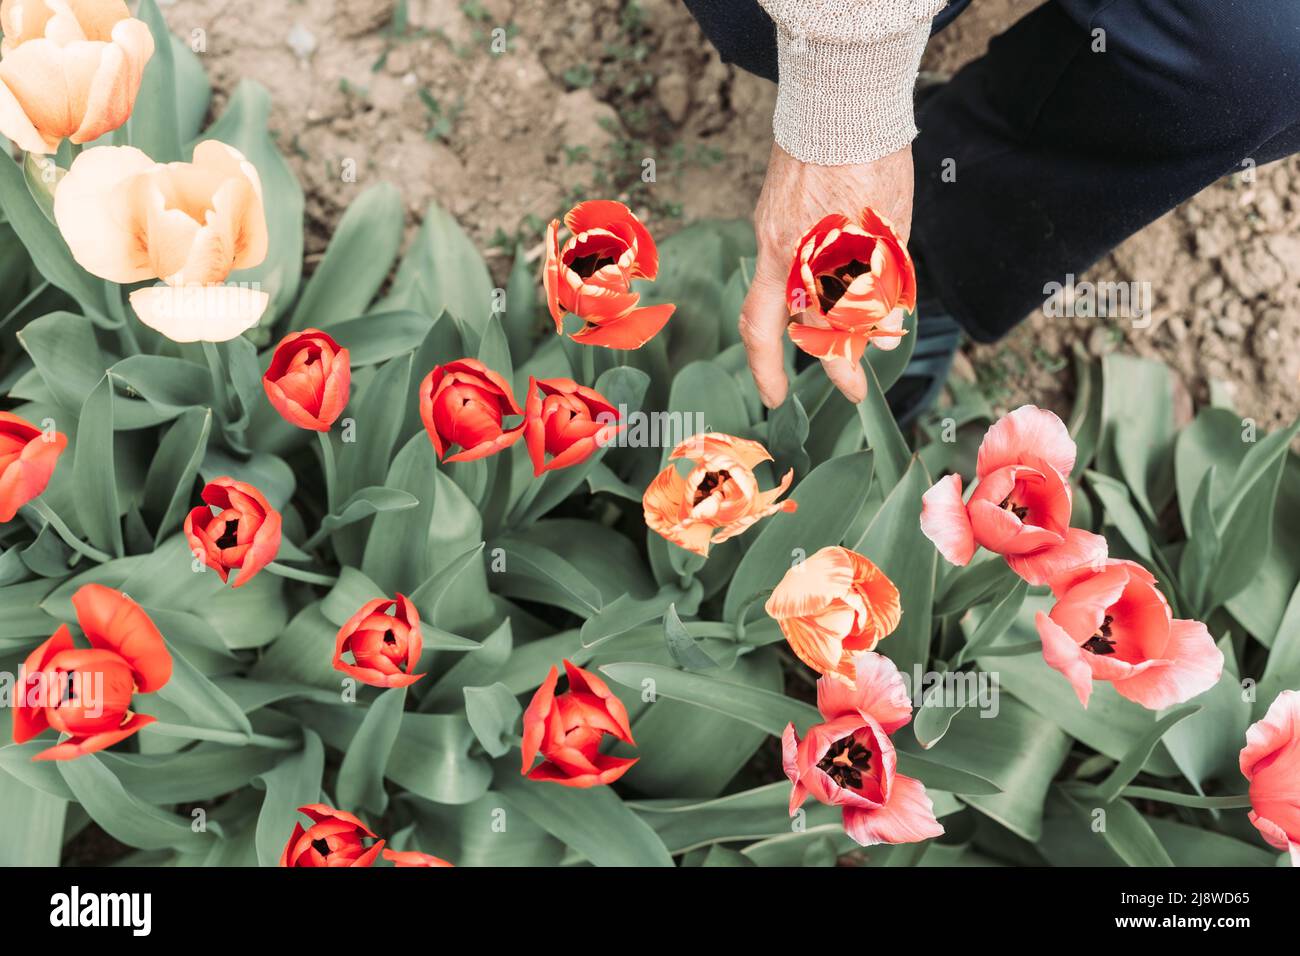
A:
[[523, 376, 621, 475], [333, 594, 425, 688], [0, 411, 67, 522], [263, 329, 351, 431], [183, 477, 282, 587], [521, 659, 637, 787], [418, 358, 524, 462], [280, 805, 384, 868]]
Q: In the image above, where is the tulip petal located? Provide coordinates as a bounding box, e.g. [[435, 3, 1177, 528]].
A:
[[1036, 610, 1095, 708], [32, 712, 155, 761], [572, 302, 675, 350], [841, 774, 944, 847], [1110, 618, 1224, 710], [129, 283, 270, 343], [1006, 527, 1108, 587], [70, 583, 172, 692], [977, 404, 1076, 481], [920, 473, 977, 567], [53, 143, 157, 282]]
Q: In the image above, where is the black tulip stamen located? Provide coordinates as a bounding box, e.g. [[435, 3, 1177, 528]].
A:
[[997, 492, 1030, 522], [817, 736, 873, 790], [1083, 615, 1117, 655], [215, 519, 240, 549], [693, 469, 730, 506], [569, 253, 616, 278], [312, 838, 332, 857]]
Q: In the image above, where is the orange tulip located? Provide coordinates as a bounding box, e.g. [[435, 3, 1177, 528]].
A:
[[784, 208, 914, 365], [419, 358, 524, 463], [521, 659, 637, 787], [0, 411, 66, 522], [263, 329, 351, 431], [765, 546, 902, 681], [53, 140, 270, 342], [0, 0, 154, 154], [280, 805, 384, 868], [332, 594, 425, 689], [643, 433, 796, 557], [543, 200, 675, 349], [182, 477, 281, 588]]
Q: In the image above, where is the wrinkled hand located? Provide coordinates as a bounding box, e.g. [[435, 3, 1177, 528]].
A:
[[741, 142, 914, 407]]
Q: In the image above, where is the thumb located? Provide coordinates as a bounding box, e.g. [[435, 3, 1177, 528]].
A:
[[738, 256, 792, 409]]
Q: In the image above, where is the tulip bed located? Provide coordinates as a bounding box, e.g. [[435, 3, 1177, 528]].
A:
[[2, 1, 1299, 868]]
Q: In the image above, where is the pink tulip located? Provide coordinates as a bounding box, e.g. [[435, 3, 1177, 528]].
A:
[[1035, 560, 1223, 709], [920, 404, 1107, 585], [783, 652, 944, 848]]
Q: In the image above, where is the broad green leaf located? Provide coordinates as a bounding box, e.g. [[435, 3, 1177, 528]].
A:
[[0, 771, 65, 865], [463, 683, 523, 758], [125, 0, 182, 162], [58, 754, 214, 852], [724, 450, 874, 621], [73, 374, 123, 557], [496, 772, 673, 867], [142, 407, 210, 545], [290, 183, 404, 329], [1095, 705, 1200, 803], [663, 603, 719, 670], [856, 358, 910, 488], [337, 687, 407, 816], [251, 730, 325, 867]]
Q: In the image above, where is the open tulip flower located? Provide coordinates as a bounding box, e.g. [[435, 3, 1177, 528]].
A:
[[1035, 560, 1223, 710], [920, 404, 1108, 586], [521, 659, 637, 787], [280, 805, 384, 868], [183, 477, 281, 588], [543, 199, 675, 349], [0, 0, 154, 154], [333, 594, 425, 688], [0, 410, 67, 522], [1240, 691, 1300, 864], [784, 208, 913, 365], [13, 584, 172, 761], [383, 849, 454, 867], [263, 328, 351, 431], [53, 140, 270, 342], [643, 432, 797, 557], [766, 546, 901, 681], [784, 652, 944, 848], [524, 376, 621, 476], [419, 358, 524, 463]]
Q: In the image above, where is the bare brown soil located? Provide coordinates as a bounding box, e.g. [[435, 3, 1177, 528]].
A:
[[170, 0, 1300, 427]]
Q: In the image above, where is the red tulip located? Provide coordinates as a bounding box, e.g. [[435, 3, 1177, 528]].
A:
[[784, 208, 914, 364], [13, 584, 172, 761], [543, 200, 675, 349], [333, 594, 425, 688], [521, 659, 637, 787], [419, 358, 524, 463], [523, 376, 621, 476], [280, 805, 384, 868], [183, 477, 281, 587], [383, 849, 453, 867], [1035, 560, 1223, 709], [783, 652, 944, 847], [0, 411, 67, 522], [263, 328, 351, 431]]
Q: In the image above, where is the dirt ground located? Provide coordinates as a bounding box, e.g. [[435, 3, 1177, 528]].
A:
[[169, 0, 1300, 428]]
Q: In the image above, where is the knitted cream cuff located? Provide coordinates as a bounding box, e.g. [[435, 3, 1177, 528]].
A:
[[771, 20, 932, 166]]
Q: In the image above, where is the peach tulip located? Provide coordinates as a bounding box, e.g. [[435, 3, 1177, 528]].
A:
[[54, 140, 270, 342], [784, 208, 913, 365], [1035, 560, 1223, 709], [0, 0, 154, 154], [1240, 690, 1300, 864], [643, 432, 796, 557], [765, 546, 902, 681], [784, 652, 944, 848], [920, 404, 1107, 585]]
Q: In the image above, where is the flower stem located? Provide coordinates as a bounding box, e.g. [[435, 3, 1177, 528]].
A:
[[317, 430, 337, 514], [26, 498, 111, 564], [202, 340, 231, 425], [581, 346, 595, 387]]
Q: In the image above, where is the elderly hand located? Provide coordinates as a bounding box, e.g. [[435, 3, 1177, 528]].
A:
[[740, 142, 915, 407]]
